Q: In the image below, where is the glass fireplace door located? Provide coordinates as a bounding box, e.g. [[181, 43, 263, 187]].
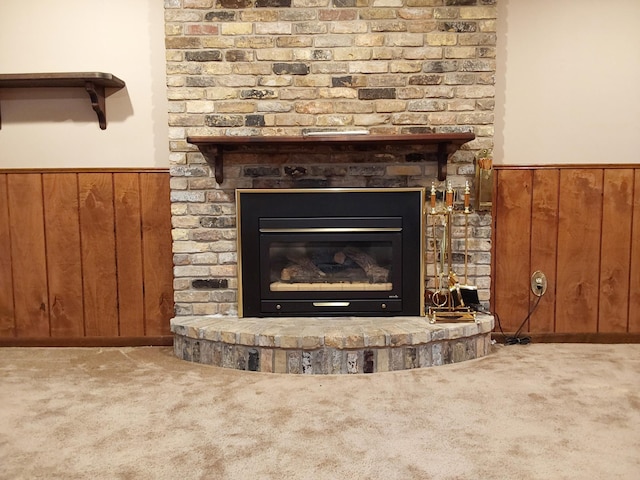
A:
[[258, 217, 403, 314]]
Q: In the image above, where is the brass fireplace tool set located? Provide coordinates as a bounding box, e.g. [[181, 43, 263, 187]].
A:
[[425, 181, 478, 323]]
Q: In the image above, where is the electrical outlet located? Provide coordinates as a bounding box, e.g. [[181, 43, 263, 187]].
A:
[[531, 271, 547, 297]]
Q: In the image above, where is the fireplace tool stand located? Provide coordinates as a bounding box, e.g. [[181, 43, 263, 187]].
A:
[[426, 181, 477, 324]]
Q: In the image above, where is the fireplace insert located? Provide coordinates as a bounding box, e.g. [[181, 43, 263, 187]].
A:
[[237, 188, 425, 317]]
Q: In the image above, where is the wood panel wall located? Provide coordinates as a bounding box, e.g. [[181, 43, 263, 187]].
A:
[[0, 170, 174, 346], [493, 165, 640, 341]]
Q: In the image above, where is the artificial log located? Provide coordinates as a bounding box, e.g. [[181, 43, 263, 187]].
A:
[[281, 264, 321, 282], [281, 251, 326, 282], [343, 247, 389, 283], [285, 251, 326, 277], [280, 266, 369, 283], [279, 247, 389, 283]]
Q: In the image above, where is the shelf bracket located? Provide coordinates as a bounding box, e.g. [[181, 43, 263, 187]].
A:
[[200, 144, 224, 184], [85, 81, 107, 130], [437, 142, 448, 181]]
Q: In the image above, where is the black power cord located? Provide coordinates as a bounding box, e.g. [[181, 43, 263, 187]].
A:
[[477, 295, 542, 346]]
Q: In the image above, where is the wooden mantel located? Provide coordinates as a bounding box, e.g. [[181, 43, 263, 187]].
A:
[[0, 72, 125, 130], [187, 132, 475, 184]]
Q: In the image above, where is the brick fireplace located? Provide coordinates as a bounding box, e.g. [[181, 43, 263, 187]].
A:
[[165, 1, 495, 372]]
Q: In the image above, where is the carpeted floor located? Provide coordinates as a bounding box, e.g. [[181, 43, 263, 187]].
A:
[[0, 343, 639, 479]]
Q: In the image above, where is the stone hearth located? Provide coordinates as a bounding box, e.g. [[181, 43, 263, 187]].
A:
[[172, 314, 494, 374]]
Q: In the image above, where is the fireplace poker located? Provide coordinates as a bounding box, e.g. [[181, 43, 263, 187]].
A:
[[432, 218, 440, 291], [432, 218, 444, 306], [464, 181, 470, 284], [430, 212, 447, 308]]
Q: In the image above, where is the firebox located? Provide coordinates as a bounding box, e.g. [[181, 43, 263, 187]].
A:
[[236, 188, 425, 317]]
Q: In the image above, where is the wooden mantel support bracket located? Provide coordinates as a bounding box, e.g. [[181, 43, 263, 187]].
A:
[[187, 132, 475, 184], [200, 144, 224, 184], [437, 142, 448, 181]]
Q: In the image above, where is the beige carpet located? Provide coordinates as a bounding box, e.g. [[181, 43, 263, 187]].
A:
[[0, 343, 639, 480]]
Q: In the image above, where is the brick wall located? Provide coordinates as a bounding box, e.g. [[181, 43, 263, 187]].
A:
[[165, 0, 496, 316]]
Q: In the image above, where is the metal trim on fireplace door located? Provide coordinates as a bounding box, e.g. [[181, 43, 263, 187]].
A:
[[235, 187, 426, 317], [259, 227, 403, 233], [236, 191, 245, 317]]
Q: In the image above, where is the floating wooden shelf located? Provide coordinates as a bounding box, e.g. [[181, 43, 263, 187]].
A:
[[0, 72, 126, 130], [187, 132, 475, 183]]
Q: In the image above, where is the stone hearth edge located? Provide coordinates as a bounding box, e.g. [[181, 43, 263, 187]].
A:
[[171, 314, 494, 374]]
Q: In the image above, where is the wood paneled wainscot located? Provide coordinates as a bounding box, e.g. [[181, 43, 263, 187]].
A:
[[492, 165, 640, 342], [0, 169, 174, 346]]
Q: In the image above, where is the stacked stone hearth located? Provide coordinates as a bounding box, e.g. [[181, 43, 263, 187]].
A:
[[165, 0, 496, 371], [172, 315, 494, 373]]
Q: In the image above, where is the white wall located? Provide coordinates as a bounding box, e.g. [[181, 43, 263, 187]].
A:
[[4, 1, 638, 169], [495, 0, 640, 165], [0, 0, 169, 168]]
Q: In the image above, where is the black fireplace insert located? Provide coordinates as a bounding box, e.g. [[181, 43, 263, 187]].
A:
[[237, 188, 425, 317]]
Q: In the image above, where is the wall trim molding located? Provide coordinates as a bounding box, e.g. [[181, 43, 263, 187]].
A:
[[492, 333, 640, 344], [0, 336, 173, 347], [0, 167, 169, 174], [494, 164, 640, 170]]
